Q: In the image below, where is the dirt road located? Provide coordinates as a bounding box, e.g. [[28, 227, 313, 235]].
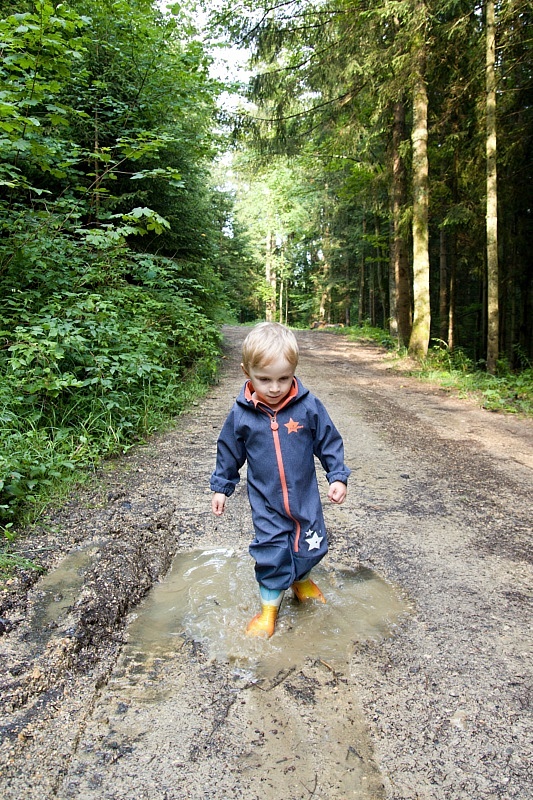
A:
[[1, 327, 532, 799]]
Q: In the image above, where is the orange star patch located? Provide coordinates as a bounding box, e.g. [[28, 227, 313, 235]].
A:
[[284, 417, 304, 434]]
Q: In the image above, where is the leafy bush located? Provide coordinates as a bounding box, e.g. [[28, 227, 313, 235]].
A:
[[0, 278, 220, 526], [0, 0, 227, 551]]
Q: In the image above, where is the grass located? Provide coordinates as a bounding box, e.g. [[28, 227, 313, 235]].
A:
[[344, 322, 398, 350], [0, 363, 217, 581], [336, 324, 533, 416], [0, 552, 44, 582], [408, 357, 533, 415]]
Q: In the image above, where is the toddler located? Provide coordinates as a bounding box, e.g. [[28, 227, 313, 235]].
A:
[[210, 322, 350, 638]]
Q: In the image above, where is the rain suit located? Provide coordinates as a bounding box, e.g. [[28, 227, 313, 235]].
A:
[[210, 378, 351, 590]]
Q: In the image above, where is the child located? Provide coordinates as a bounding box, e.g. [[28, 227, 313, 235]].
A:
[[210, 322, 350, 638]]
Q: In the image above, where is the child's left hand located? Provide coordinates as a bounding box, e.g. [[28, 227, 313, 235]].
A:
[[328, 480, 347, 504]]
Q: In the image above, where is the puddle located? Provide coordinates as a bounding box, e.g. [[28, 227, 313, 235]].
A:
[[57, 550, 408, 798], [124, 548, 408, 678], [28, 542, 102, 637]]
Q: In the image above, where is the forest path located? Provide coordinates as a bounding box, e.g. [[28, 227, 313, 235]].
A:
[[1, 327, 532, 800]]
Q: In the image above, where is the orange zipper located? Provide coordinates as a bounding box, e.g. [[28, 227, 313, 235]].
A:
[[266, 411, 301, 553]]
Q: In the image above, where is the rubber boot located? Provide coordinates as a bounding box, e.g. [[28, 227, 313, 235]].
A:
[[292, 574, 326, 604], [246, 586, 284, 639]]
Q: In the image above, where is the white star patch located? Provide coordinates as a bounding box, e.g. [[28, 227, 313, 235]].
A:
[[304, 530, 323, 551]]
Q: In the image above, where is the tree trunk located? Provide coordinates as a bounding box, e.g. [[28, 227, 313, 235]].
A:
[[319, 287, 329, 322], [391, 99, 412, 345], [358, 213, 366, 324], [448, 232, 456, 351], [375, 218, 387, 327], [345, 255, 351, 326], [409, 66, 431, 359], [389, 220, 398, 338], [265, 231, 276, 321], [486, 0, 499, 374], [439, 228, 448, 344]]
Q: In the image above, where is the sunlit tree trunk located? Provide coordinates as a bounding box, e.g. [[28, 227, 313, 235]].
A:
[[265, 231, 276, 321], [486, 0, 499, 374], [391, 99, 412, 345], [448, 238, 456, 350], [319, 285, 330, 321], [409, 19, 431, 360]]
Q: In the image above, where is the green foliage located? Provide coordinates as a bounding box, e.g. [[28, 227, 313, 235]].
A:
[[0, 271, 220, 524], [0, 0, 232, 537], [345, 323, 398, 350], [0, 1, 89, 188], [408, 346, 533, 416]]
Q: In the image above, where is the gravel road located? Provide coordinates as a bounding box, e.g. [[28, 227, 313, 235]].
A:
[[1, 326, 531, 800]]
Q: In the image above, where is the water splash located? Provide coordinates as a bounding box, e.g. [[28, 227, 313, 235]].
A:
[[124, 548, 408, 677]]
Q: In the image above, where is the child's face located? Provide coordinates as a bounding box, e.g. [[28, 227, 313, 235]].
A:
[[242, 355, 295, 407]]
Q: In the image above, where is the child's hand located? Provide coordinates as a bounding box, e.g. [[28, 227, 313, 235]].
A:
[[212, 492, 227, 516], [328, 480, 347, 504]]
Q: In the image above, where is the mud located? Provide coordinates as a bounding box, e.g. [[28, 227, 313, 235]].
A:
[[1, 326, 532, 799]]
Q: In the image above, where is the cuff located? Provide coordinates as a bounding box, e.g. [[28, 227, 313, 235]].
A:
[[210, 479, 235, 496], [326, 469, 350, 485]]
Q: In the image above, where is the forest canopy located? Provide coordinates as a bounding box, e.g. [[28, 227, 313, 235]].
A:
[[213, 0, 532, 370]]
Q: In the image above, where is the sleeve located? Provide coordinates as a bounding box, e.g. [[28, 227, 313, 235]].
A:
[[209, 406, 247, 496], [311, 398, 351, 485]]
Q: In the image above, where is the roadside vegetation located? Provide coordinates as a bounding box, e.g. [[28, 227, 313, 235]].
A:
[[0, 0, 250, 571], [344, 325, 533, 417], [410, 349, 533, 416]]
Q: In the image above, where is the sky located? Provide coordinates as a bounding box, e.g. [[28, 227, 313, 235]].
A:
[[159, 0, 251, 97]]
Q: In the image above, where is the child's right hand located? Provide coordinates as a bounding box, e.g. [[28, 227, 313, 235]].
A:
[[212, 492, 227, 516]]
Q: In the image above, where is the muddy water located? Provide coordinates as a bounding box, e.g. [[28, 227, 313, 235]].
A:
[[124, 548, 408, 678], [26, 541, 102, 642], [58, 549, 409, 800]]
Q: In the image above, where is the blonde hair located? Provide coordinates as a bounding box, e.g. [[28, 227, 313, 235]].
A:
[[242, 322, 299, 372]]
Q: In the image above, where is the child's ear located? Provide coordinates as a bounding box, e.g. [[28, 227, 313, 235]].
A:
[[241, 363, 249, 377]]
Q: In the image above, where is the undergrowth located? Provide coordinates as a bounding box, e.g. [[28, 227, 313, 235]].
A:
[[341, 324, 533, 416], [344, 322, 398, 350], [0, 359, 218, 577], [410, 348, 533, 416], [0, 241, 222, 576]]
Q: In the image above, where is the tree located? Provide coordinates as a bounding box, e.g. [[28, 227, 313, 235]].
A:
[[408, 0, 431, 359], [485, 0, 498, 374], [391, 98, 412, 345], [212, 0, 532, 364]]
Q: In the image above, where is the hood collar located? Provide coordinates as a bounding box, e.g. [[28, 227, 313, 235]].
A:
[[244, 376, 299, 410]]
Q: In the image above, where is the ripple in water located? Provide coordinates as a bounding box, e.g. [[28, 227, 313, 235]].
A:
[[126, 549, 408, 677]]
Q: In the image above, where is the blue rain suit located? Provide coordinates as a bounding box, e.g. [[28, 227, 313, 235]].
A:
[[210, 378, 351, 591]]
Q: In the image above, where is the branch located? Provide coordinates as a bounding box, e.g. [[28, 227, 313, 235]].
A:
[[252, 90, 356, 122], [237, 0, 347, 44]]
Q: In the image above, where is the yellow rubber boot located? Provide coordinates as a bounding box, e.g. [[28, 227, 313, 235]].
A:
[[246, 604, 278, 639], [292, 577, 326, 604]]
